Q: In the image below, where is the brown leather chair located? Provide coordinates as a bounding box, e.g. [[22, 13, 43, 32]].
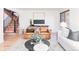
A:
[[23, 26, 51, 40], [39, 26, 51, 40]]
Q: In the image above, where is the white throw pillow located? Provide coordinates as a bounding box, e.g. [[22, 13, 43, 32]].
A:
[[61, 27, 69, 37]]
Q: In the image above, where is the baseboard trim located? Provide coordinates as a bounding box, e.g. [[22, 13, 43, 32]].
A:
[[58, 42, 66, 51]]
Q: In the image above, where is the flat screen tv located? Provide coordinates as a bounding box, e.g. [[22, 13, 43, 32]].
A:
[[33, 20, 45, 24]]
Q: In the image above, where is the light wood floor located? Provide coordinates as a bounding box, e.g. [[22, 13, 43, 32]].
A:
[[0, 32, 19, 51]]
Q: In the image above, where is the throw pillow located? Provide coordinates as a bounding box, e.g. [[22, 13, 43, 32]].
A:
[[61, 27, 69, 38], [68, 29, 79, 41]]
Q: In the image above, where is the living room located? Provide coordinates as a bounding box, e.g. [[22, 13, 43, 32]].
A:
[[0, 8, 79, 51], [3, 8, 62, 51]]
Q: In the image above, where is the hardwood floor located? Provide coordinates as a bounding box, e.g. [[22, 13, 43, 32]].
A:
[[0, 32, 19, 51], [0, 32, 64, 51]]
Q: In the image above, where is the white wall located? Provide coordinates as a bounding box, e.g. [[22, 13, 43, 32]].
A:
[[16, 9, 60, 32], [58, 8, 79, 31], [9, 8, 79, 32], [69, 8, 79, 31], [3, 13, 11, 28], [0, 8, 3, 43]]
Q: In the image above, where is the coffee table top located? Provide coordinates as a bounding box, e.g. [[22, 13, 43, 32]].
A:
[[25, 39, 50, 51], [34, 43, 49, 51]]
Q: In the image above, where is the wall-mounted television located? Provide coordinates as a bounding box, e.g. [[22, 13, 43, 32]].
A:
[[33, 20, 45, 24]]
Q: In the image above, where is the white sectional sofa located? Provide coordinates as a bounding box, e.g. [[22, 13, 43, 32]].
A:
[[58, 30, 79, 51]]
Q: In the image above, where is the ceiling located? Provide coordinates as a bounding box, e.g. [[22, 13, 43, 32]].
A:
[[17, 8, 68, 11], [6, 8, 69, 13]]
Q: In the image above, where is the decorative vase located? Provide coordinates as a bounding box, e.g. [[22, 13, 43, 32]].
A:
[[31, 34, 42, 43]]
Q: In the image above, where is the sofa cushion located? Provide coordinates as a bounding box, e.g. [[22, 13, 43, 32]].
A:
[[67, 28, 79, 41], [61, 27, 69, 38], [26, 28, 35, 33], [40, 27, 48, 32]]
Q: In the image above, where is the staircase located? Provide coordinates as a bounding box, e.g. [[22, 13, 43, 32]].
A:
[[5, 19, 19, 33], [4, 8, 19, 33], [5, 20, 14, 33]]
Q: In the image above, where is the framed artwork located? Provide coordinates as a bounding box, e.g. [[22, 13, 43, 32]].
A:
[[60, 12, 65, 22], [60, 10, 69, 22]]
